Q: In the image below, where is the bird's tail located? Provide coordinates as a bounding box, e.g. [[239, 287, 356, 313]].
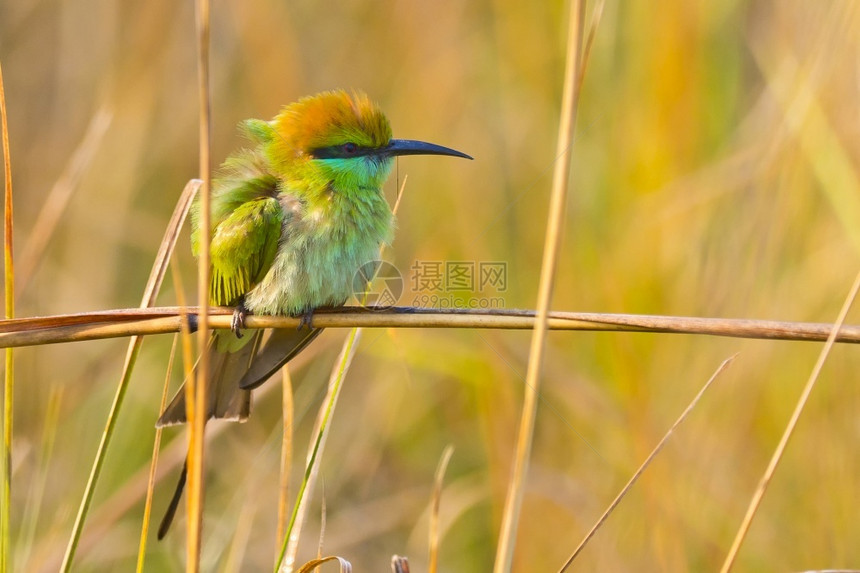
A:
[[155, 326, 322, 539], [156, 327, 323, 426], [155, 330, 262, 427]]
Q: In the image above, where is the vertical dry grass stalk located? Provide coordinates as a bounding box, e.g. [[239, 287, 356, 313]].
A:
[[188, 0, 212, 568], [720, 269, 860, 572], [276, 328, 363, 572], [429, 445, 454, 573], [276, 367, 295, 562], [136, 334, 178, 572], [0, 59, 15, 573], [492, 2, 586, 571], [60, 180, 197, 571]]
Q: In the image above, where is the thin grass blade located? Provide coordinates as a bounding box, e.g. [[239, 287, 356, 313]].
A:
[[59, 180, 198, 571], [429, 445, 454, 573], [559, 354, 737, 570], [720, 270, 860, 572], [276, 366, 294, 564], [275, 328, 363, 573], [493, 2, 586, 571], [136, 334, 178, 572], [0, 58, 15, 573]]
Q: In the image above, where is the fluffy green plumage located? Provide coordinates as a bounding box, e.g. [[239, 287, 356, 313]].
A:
[[158, 89, 470, 427], [156, 90, 470, 538], [194, 94, 394, 317], [161, 91, 396, 428]]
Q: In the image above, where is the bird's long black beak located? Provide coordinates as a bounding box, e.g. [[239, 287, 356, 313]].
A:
[[385, 139, 473, 160]]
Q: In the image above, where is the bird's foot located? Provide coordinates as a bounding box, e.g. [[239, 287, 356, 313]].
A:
[[297, 307, 315, 330], [231, 301, 250, 338], [186, 314, 199, 334]]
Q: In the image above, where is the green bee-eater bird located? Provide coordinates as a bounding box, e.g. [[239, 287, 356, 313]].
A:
[[155, 90, 470, 537]]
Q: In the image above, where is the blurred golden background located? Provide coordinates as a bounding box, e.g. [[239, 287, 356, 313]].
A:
[[2, 0, 860, 570]]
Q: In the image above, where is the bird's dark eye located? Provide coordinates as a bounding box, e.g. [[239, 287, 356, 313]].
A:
[[309, 142, 364, 159]]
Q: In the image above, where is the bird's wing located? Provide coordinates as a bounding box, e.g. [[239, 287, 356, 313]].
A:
[[238, 327, 324, 389], [192, 121, 285, 307], [208, 190, 285, 306]]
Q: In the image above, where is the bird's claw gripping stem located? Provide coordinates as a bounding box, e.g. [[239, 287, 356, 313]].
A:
[[231, 301, 249, 338], [298, 308, 315, 330]]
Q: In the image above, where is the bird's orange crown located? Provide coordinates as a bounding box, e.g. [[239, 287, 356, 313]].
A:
[[270, 90, 392, 161]]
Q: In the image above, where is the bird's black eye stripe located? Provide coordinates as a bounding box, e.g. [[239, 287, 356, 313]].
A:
[[310, 142, 374, 159]]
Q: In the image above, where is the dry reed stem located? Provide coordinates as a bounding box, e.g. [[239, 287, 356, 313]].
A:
[[157, 250, 197, 543], [720, 269, 860, 572], [494, 2, 585, 571], [188, 0, 212, 568], [559, 354, 737, 571], [429, 445, 454, 573], [136, 334, 178, 572], [0, 58, 14, 573], [276, 367, 294, 564], [1, 308, 859, 348]]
